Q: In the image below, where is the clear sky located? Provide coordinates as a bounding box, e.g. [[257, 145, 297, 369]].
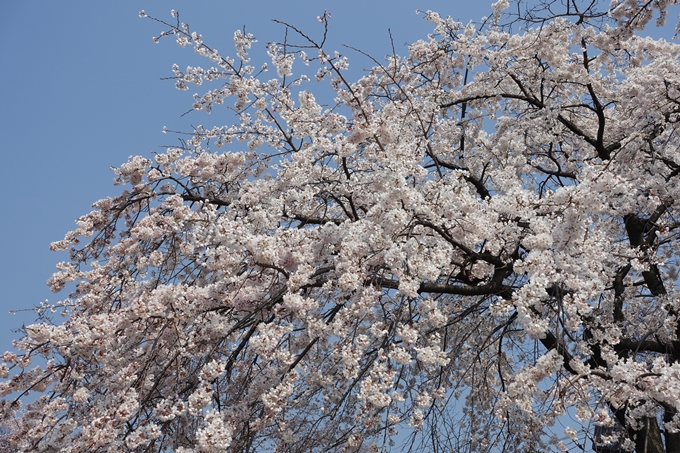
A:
[[0, 1, 493, 354]]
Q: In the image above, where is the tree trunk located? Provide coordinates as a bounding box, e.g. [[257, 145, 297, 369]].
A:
[[664, 410, 680, 453], [632, 417, 665, 453]]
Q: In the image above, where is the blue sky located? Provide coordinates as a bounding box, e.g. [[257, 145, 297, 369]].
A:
[[0, 2, 493, 354]]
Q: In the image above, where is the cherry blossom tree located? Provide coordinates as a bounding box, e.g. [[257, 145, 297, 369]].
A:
[[2, 1, 680, 452]]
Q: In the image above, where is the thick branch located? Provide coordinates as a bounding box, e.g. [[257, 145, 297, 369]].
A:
[[371, 276, 513, 299]]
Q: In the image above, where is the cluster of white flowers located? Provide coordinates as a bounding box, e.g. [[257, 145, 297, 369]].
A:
[[2, 5, 680, 452], [195, 410, 234, 452]]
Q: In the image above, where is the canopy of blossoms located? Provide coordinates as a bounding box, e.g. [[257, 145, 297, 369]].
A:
[[2, 1, 680, 452]]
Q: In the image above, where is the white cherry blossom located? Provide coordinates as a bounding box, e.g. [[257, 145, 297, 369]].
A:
[[2, 3, 680, 452]]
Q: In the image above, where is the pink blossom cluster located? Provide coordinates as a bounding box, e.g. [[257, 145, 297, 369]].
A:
[[2, 5, 680, 452]]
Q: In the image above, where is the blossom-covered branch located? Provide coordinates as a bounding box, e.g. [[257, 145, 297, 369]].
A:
[[2, 2, 680, 452]]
